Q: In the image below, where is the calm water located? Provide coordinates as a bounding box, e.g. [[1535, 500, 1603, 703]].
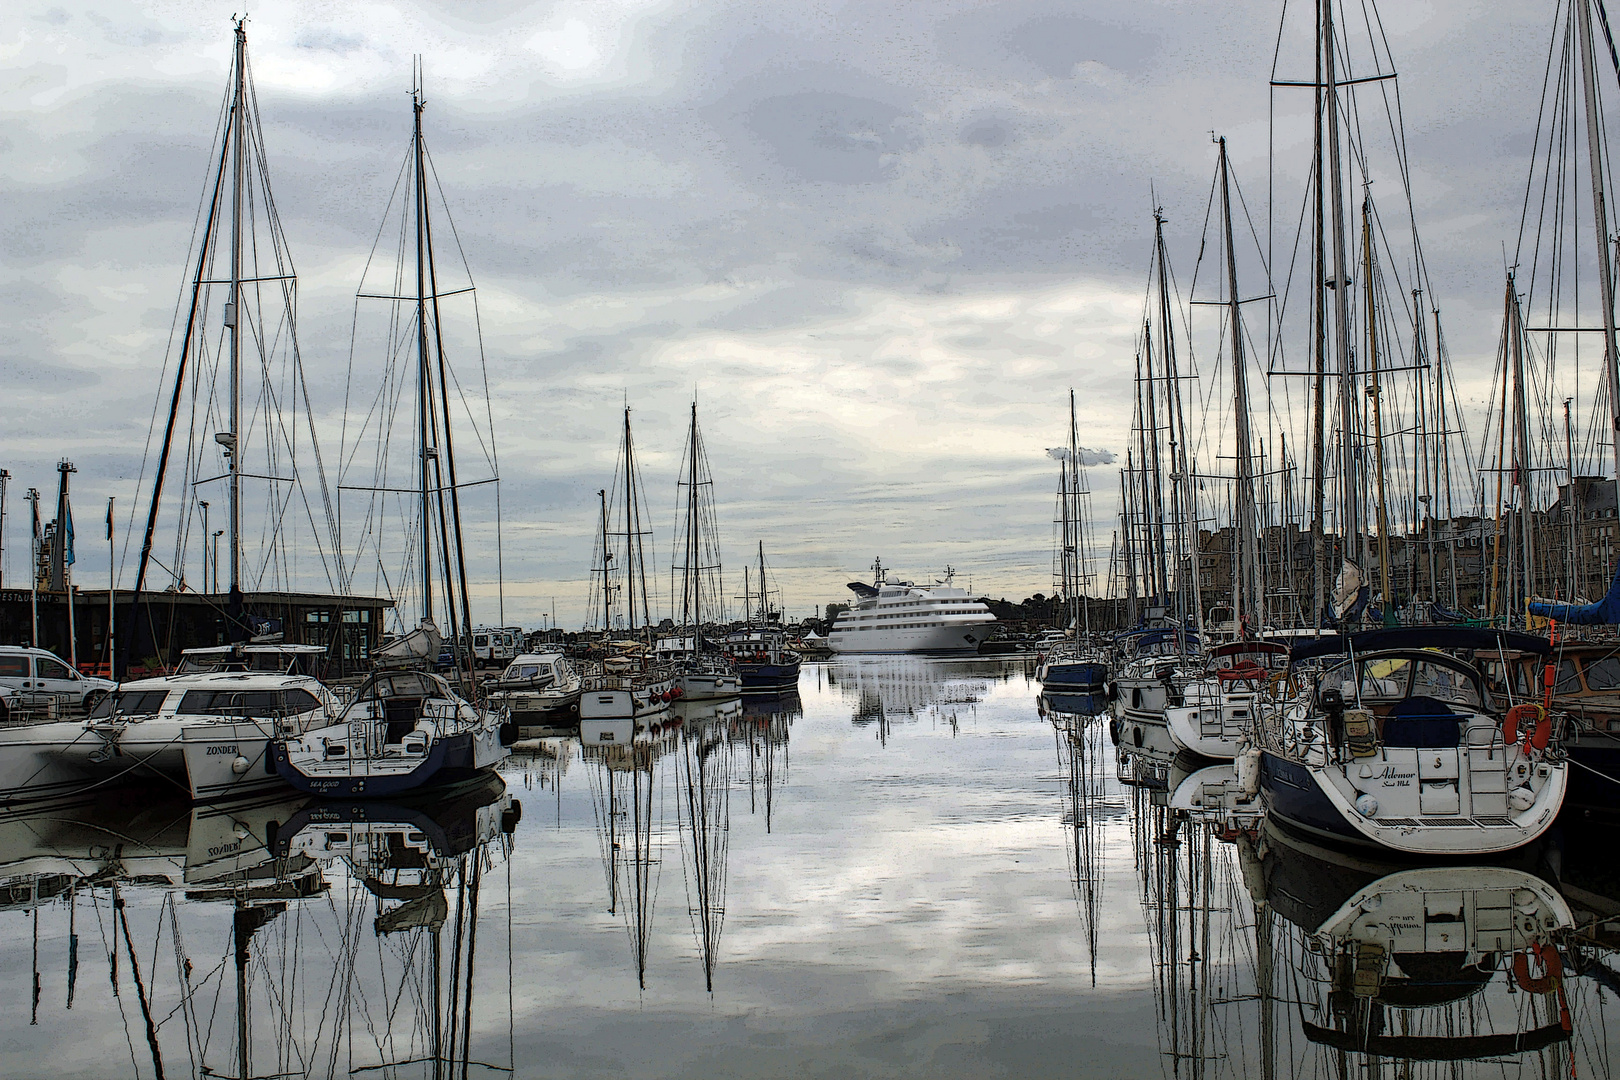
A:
[[0, 657, 1615, 1078]]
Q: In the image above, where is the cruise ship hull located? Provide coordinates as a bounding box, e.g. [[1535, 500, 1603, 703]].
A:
[[828, 623, 990, 655]]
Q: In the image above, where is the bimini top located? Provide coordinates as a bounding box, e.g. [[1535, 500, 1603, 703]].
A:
[[1289, 625, 1552, 662]]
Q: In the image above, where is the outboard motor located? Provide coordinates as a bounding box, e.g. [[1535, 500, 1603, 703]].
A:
[[1320, 686, 1346, 748]]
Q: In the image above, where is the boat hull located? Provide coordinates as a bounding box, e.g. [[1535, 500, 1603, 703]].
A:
[[675, 671, 742, 700], [736, 659, 801, 695], [1038, 660, 1109, 690], [1259, 749, 1565, 856], [268, 728, 506, 799]]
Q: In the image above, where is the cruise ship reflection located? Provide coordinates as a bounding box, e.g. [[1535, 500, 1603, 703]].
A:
[[826, 656, 994, 742], [0, 778, 516, 1079]]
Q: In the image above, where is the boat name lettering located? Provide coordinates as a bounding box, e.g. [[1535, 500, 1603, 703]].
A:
[[206, 745, 240, 756], [1378, 765, 1414, 787], [208, 841, 241, 857]]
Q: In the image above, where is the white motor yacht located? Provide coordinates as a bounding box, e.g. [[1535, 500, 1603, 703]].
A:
[[488, 652, 585, 726], [829, 563, 995, 655]]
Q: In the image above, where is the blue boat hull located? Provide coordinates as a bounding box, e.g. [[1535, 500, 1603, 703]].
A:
[[736, 659, 801, 695], [269, 731, 488, 799], [1042, 662, 1109, 690], [1259, 750, 1366, 847]]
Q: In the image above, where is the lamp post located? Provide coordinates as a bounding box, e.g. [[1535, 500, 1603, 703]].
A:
[[212, 530, 224, 597], [199, 500, 210, 593], [0, 468, 9, 591]]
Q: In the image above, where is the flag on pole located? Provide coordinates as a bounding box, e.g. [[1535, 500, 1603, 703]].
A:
[[105, 499, 113, 541]]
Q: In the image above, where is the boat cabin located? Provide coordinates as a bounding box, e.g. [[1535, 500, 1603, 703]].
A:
[[339, 670, 461, 753], [495, 653, 574, 689], [176, 643, 327, 676], [1312, 649, 1491, 748]]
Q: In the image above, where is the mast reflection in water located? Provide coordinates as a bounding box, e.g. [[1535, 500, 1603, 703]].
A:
[[0, 778, 517, 1079]]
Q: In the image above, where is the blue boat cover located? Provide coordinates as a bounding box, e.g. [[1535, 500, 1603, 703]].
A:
[[1528, 558, 1620, 624], [1288, 625, 1553, 661]]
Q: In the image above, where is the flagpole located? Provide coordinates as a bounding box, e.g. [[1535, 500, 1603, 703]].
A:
[[25, 487, 39, 648], [106, 497, 115, 678]]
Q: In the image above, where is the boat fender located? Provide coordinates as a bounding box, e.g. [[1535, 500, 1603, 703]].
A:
[[1108, 718, 1120, 745], [501, 801, 523, 835], [1236, 749, 1261, 796], [499, 721, 518, 747], [1512, 941, 1563, 994], [231, 755, 251, 775], [1508, 787, 1535, 812], [1504, 703, 1551, 753], [1354, 792, 1379, 817], [1105, 681, 1118, 702]]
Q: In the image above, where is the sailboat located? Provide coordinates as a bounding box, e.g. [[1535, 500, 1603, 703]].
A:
[[725, 543, 803, 694], [661, 402, 741, 701], [1111, 209, 1204, 773], [1036, 390, 1109, 693], [580, 407, 678, 737], [0, 22, 357, 806], [270, 70, 507, 797]]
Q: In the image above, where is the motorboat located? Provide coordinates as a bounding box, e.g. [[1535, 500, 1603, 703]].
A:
[[0, 643, 342, 806], [487, 652, 584, 727]]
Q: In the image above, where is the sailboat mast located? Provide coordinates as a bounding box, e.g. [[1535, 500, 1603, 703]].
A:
[[757, 541, 766, 622], [227, 19, 245, 599], [623, 407, 639, 634], [685, 402, 700, 636], [1310, 0, 1329, 630], [1363, 198, 1393, 625], [417, 84, 476, 663], [1575, 0, 1620, 521], [413, 83, 434, 624], [1219, 136, 1260, 633], [1322, 0, 1361, 569], [598, 489, 610, 630], [1509, 281, 1533, 620]]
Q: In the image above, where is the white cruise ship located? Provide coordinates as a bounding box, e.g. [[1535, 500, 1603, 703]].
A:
[[829, 562, 996, 654]]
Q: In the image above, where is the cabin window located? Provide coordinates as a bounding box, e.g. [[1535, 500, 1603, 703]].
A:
[[1583, 656, 1620, 692], [179, 688, 321, 717], [1555, 660, 1582, 695], [1357, 658, 1412, 701], [92, 689, 171, 718], [1410, 661, 1481, 708]]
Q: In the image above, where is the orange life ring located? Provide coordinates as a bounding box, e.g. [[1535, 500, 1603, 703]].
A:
[[1512, 941, 1563, 994], [1504, 703, 1552, 752]]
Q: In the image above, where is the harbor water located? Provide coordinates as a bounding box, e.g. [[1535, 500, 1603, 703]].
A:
[[0, 656, 1612, 1078]]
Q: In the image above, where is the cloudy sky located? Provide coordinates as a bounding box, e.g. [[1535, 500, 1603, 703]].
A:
[[0, 0, 1569, 629]]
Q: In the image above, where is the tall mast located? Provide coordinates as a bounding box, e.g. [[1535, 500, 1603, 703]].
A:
[[1219, 136, 1261, 633], [1575, 0, 1620, 521], [1509, 279, 1534, 621], [1310, 0, 1329, 630], [757, 541, 766, 622], [623, 406, 638, 634], [226, 19, 246, 601], [598, 488, 611, 630], [685, 402, 700, 634], [413, 77, 434, 624], [1362, 197, 1394, 625], [1322, 0, 1361, 573]]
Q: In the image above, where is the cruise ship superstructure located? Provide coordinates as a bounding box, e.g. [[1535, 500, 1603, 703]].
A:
[[828, 561, 995, 655]]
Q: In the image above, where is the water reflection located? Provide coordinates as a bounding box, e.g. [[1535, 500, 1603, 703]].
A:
[[0, 779, 515, 1079], [824, 656, 1009, 740], [1049, 702, 1117, 985]]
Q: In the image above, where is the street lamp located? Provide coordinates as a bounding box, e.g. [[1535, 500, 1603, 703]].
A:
[[212, 530, 224, 595], [199, 500, 210, 593]]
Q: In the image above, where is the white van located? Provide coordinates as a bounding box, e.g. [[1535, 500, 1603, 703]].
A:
[[0, 646, 117, 712]]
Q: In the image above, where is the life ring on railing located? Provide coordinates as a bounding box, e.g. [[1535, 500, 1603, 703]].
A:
[[1504, 702, 1552, 752], [1512, 941, 1563, 994]]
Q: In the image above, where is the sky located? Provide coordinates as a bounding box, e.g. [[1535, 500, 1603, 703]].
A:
[[0, 0, 1575, 631]]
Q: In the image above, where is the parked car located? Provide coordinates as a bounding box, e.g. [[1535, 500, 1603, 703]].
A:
[[0, 646, 117, 712]]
